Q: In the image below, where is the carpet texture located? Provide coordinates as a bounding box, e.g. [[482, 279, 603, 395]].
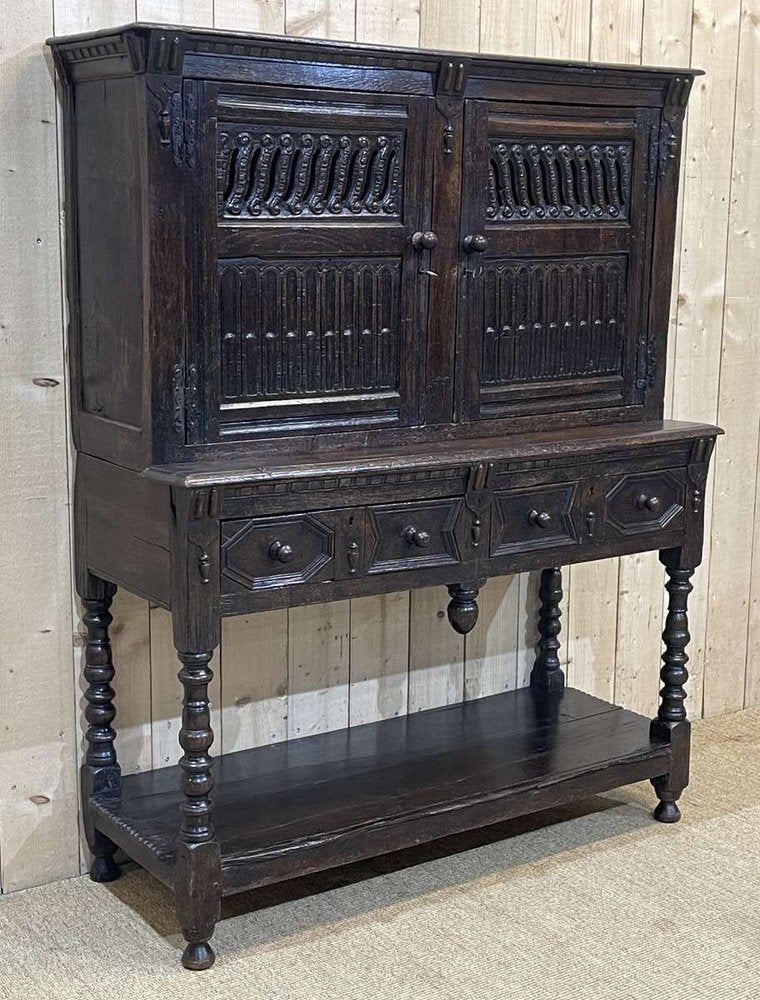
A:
[[1, 708, 759, 1000]]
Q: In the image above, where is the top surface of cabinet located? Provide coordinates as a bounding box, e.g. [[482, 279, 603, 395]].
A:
[[49, 24, 698, 473]]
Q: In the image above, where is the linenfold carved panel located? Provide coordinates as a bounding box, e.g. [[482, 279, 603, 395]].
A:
[[218, 258, 402, 402], [480, 256, 627, 385], [217, 127, 404, 218], [486, 140, 632, 222]]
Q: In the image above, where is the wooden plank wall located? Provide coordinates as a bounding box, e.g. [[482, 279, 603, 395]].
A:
[[0, 0, 757, 892]]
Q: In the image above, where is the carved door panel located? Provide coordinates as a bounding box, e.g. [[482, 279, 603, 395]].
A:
[[459, 100, 658, 425], [193, 82, 433, 443]]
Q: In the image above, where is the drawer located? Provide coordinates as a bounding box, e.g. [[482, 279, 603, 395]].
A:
[[604, 470, 686, 536], [221, 511, 345, 591], [366, 499, 465, 573], [490, 483, 578, 556]]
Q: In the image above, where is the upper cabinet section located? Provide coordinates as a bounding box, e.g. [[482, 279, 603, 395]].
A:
[[49, 24, 697, 470], [459, 100, 657, 424], [198, 84, 431, 441]]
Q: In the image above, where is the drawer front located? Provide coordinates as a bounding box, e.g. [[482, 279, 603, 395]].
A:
[[367, 499, 465, 573], [604, 470, 686, 536], [490, 483, 579, 555], [221, 512, 339, 591]]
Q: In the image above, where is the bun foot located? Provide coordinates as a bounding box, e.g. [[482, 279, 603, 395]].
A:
[[182, 941, 216, 971], [654, 799, 681, 824], [89, 854, 121, 882]]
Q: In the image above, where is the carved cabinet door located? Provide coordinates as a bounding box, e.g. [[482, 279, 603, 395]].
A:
[[192, 82, 433, 443], [458, 99, 659, 427]]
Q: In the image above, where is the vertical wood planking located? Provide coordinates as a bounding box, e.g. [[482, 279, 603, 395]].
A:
[[356, 0, 419, 46], [0, 3, 81, 891], [707, 0, 760, 712], [464, 576, 520, 699], [480, 1, 536, 56], [674, 0, 742, 715], [420, 0, 480, 52], [535, 1, 592, 60], [215, 0, 286, 32], [286, 0, 356, 40], [349, 593, 410, 724], [220, 612, 288, 751], [408, 589, 464, 711], [287, 602, 351, 737], [136, 0, 213, 21]]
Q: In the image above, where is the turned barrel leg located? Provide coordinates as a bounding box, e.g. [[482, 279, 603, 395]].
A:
[[530, 567, 565, 691], [651, 557, 694, 824], [175, 649, 221, 971], [80, 580, 121, 882]]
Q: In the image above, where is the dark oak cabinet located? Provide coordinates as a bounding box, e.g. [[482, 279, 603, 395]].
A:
[[49, 23, 719, 971]]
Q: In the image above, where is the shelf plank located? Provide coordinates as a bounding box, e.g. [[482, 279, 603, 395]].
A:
[[92, 687, 670, 896]]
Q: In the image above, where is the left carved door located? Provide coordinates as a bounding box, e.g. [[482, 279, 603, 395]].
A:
[[190, 81, 434, 444]]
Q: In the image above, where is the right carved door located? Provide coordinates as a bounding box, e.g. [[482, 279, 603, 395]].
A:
[[459, 99, 659, 426]]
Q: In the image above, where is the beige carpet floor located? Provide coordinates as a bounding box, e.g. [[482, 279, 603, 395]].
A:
[[1, 708, 759, 1000]]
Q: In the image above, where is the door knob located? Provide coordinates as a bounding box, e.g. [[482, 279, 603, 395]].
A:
[[268, 540, 294, 563], [411, 230, 438, 251], [635, 493, 661, 513], [463, 234, 489, 253], [403, 525, 432, 548], [528, 509, 552, 529]]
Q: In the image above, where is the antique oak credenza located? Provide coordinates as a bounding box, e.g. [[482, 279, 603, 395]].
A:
[[49, 24, 720, 971]]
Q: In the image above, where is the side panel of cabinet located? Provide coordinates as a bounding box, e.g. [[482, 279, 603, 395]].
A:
[[190, 82, 435, 444], [458, 100, 659, 427]]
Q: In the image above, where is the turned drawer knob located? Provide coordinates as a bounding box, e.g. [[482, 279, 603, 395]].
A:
[[636, 493, 661, 513], [403, 525, 432, 548], [411, 230, 438, 251], [463, 233, 489, 253], [528, 509, 553, 529], [268, 539, 295, 563]]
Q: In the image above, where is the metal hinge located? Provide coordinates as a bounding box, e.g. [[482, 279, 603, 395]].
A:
[[149, 83, 196, 167], [657, 119, 679, 179], [171, 362, 199, 437]]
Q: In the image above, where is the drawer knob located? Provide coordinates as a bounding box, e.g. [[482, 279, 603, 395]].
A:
[[528, 509, 553, 529], [268, 539, 295, 563], [403, 525, 432, 548], [463, 233, 489, 253], [411, 230, 438, 251], [636, 493, 661, 513]]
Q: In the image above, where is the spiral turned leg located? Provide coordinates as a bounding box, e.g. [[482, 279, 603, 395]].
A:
[[651, 563, 694, 824], [530, 568, 565, 692], [175, 650, 221, 971], [81, 588, 121, 883]]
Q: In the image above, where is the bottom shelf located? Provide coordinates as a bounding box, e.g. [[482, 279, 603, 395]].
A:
[[93, 687, 671, 896]]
